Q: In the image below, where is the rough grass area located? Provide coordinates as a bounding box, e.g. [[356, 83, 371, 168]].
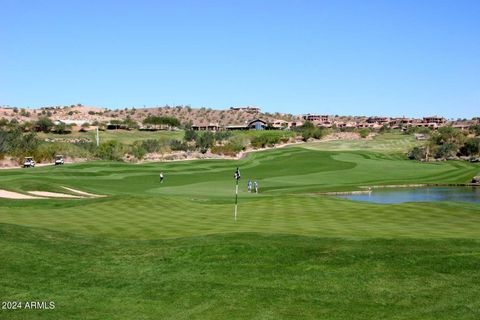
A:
[[303, 133, 424, 153], [0, 135, 479, 319]]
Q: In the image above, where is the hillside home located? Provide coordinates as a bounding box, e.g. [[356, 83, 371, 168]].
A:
[[423, 116, 445, 124], [303, 114, 330, 122], [191, 123, 221, 131], [248, 119, 267, 130], [272, 119, 289, 129]]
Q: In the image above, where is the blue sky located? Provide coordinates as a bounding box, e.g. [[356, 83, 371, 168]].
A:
[[1, 0, 479, 118]]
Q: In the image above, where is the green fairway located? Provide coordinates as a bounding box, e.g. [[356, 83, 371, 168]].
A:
[[1, 136, 479, 319]]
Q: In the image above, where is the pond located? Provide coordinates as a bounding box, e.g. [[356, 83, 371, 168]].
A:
[[337, 187, 480, 204]]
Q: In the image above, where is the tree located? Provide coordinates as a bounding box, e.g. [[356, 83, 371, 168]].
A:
[[470, 125, 480, 136], [184, 129, 197, 142], [196, 132, 214, 153], [459, 138, 480, 156], [35, 117, 54, 133], [96, 140, 124, 160], [407, 146, 427, 160]]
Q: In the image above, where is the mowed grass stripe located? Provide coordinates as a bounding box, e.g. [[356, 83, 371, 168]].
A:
[[1, 195, 478, 239], [1, 224, 479, 319]]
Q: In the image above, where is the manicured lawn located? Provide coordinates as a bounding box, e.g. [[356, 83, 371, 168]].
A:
[[0, 136, 479, 319]]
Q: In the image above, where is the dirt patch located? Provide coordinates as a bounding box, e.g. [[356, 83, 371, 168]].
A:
[[0, 189, 44, 199], [0, 158, 19, 168]]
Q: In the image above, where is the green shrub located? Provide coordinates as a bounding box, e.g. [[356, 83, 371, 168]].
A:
[[433, 143, 457, 159], [96, 140, 124, 161], [407, 147, 427, 160], [459, 138, 480, 156], [170, 140, 189, 151], [196, 132, 215, 153], [129, 144, 147, 160], [358, 128, 370, 139], [184, 129, 197, 142]]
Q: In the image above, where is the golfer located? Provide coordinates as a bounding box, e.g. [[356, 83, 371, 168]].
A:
[[254, 180, 258, 193], [247, 179, 252, 192], [160, 172, 164, 183]]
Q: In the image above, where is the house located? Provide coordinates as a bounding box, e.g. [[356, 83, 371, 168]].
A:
[[366, 116, 390, 124], [225, 124, 248, 131], [303, 114, 330, 122], [229, 106, 261, 112], [271, 119, 289, 129], [191, 123, 221, 131], [423, 116, 445, 124], [248, 119, 267, 130], [289, 121, 303, 128]]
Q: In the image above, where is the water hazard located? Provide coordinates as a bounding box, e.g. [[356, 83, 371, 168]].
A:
[[337, 187, 480, 204]]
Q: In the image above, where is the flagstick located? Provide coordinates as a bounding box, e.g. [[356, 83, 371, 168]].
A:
[[234, 180, 238, 222]]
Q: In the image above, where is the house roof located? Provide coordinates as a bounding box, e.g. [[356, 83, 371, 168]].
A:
[[248, 119, 267, 126]]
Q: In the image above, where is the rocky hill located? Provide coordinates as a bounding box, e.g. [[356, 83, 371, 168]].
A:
[[0, 105, 301, 127]]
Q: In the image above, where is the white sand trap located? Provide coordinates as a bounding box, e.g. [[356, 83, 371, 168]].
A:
[[61, 187, 104, 198], [0, 189, 44, 199], [28, 191, 84, 198]]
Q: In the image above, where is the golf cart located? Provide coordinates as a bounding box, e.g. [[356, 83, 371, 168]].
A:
[[55, 155, 65, 165], [23, 157, 36, 168]]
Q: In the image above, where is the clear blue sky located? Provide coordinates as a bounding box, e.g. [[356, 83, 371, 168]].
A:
[[1, 0, 479, 118]]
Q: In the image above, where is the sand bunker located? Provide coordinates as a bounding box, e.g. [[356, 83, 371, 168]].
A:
[[0, 187, 104, 200], [28, 191, 84, 198], [0, 189, 44, 199], [61, 187, 104, 197]]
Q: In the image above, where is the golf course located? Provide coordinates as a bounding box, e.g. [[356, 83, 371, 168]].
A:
[[1, 134, 479, 319]]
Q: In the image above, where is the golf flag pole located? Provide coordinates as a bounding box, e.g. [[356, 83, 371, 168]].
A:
[[234, 167, 240, 221]]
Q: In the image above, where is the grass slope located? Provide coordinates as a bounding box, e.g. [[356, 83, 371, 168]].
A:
[[1, 224, 479, 320]]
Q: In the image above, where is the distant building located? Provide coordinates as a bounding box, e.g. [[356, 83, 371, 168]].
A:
[[230, 106, 261, 112], [54, 119, 90, 126], [225, 124, 248, 131], [271, 119, 289, 129], [303, 114, 330, 122], [366, 116, 390, 124], [423, 116, 445, 124], [248, 119, 267, 130], [191, 123, 221, 131]]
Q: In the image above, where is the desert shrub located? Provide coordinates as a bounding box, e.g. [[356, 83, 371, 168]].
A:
[[300, 127, 326, 141], [470, 125, 480, 136], [407, 147, 427, 160], [358, 128, 370, 138], [214, 131, 232, 141], [184, 129, 197, 141], [379, 124, 391, 134], [129, 144, 147, 160], [96, 140, 124, 161], [15, 132, 40, 157], [0, 129, 22, 156], [196, 132, 215, 153], [433, 143, 457, 159], [251, 133, 281, 148], [139, 139, 165, 153], [459, 138, 480, 156], [170, 139, 189, 151]]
